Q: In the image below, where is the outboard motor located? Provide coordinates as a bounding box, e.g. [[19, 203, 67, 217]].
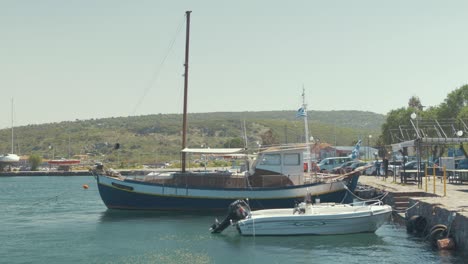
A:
[[210, 200, 250, 233]]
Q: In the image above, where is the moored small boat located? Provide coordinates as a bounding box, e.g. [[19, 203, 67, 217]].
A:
[[210, 199, 392, 236], [0, 153, 20, 163]]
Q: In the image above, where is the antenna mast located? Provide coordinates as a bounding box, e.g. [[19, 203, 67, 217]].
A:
[[302, 87, 311, 172]]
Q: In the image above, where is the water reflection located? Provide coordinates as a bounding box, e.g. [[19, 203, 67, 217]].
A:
[[215, 228, 386, 250]]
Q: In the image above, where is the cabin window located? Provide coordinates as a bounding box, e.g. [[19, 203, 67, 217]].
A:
[[260, 154, 281, 165], [284, 153, 300, 165]]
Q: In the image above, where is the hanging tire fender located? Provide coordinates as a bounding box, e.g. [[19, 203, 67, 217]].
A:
[[428, 224, 448, 247], [406, 215, 427, 235]]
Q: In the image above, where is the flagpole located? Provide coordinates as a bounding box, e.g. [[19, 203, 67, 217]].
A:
[[302, 87, 311, 173]]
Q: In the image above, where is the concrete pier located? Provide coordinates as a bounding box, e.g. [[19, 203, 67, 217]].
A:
[[358, 175, 468, 253]]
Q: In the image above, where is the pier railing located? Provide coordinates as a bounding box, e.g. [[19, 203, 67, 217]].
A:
[[376, 164, 468, 197], [379, 165, 451, 197], [424, 166, 447, 197]]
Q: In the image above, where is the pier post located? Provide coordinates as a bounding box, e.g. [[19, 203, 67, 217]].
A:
[[443, 166, 446, 197], [425, 166, 428, 192]]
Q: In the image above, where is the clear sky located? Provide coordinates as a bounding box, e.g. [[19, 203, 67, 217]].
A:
[[1, 0, 467, 129]]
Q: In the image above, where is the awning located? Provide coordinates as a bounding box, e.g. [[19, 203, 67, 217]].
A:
[[392, 137, 468, 150]]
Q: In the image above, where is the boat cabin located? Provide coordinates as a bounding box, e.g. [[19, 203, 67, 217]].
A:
[[250, 147, 306, 186]]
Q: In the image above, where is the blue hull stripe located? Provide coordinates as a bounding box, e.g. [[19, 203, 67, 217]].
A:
[[97, 175, 359, 210]]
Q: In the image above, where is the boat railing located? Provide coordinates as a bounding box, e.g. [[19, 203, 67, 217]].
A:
[[350, 199, 384, 207], [95, 163, 360, 189], [302, 170, 359, 184], [126, 171, 348, 188]]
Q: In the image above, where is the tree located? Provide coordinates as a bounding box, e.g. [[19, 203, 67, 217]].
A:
[[420, 106, 439, 119], [223, 137, 244, 148], [437, 84, 468, 119], [260, 129, 279, 146], [380, 85, 468, 151], [28, 154, 43, 171], [408, 96, 423, 111], [457, 106, 468, 120], [380, 107, 414, 145]]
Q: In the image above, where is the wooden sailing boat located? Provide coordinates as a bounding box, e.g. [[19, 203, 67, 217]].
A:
[[93, 11, 362, 210]]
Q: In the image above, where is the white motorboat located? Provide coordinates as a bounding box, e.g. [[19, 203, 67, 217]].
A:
[[210, 199, 392, 236]]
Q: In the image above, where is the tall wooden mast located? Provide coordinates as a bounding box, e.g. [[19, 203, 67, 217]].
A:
[[181, 11, 191, 172]]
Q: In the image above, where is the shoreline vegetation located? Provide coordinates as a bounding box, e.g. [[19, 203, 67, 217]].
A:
[[0, 110, 384, 168]]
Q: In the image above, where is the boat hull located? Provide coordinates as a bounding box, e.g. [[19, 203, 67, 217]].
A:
[[0, 154, 20, 163], [96, 174, 359, 211], [237, 205, 392, 235]]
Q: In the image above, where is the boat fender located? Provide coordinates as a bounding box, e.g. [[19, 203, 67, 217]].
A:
[[406, 215, 427, 236], [437, 238, 455, 250], [428, 224, 448, 247]]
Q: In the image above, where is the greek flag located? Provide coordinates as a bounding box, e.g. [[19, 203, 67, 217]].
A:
[[296, 107, 306, 118]]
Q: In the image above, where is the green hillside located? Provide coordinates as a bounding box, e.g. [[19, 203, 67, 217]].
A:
[[0, 110, 384, 167]]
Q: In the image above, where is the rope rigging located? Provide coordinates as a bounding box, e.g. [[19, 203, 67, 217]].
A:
[[131, 15, 186, 116]]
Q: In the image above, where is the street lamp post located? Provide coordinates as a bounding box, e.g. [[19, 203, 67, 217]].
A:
[[48, 145, 55, 160], [411, 112, 421, 187], [368, 135, 372, 159]]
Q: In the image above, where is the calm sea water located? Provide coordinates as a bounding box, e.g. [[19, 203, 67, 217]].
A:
[[0, 176, 465, 264]]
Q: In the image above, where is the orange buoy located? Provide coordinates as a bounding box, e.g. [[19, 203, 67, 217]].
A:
[[82, 184, 89, 189]]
